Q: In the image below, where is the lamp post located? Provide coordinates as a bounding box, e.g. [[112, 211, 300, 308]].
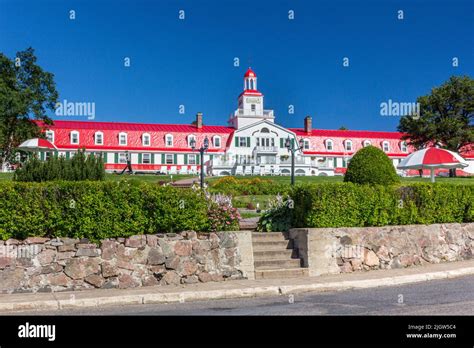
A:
[[285, 136, 304, 185], [190, 137, 209, 189]]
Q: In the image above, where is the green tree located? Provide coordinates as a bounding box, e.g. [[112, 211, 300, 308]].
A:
[[0, 47, 59, 169], [344, 146, 400, 185], [398, 76, 474, 176]]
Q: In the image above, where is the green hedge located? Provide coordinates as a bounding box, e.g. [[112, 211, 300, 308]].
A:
[[291, 183, 473, 228], [0, 181, 209, 241], [209, 177, 289, 196]]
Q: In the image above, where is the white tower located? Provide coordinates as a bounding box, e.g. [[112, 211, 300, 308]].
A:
[[229, 68, 275, 129]]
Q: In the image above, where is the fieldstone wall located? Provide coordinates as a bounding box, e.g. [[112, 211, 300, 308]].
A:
[[0, 231, 252, 294], [290, 223, 474, 276]]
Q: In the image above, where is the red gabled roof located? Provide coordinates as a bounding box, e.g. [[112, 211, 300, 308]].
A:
[[239, 89, 263, 97], [289, 128, 405, 139], [244, 67, 256, 78], [37, 120, 235, 134]]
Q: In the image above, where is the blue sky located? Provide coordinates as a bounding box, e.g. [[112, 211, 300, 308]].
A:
[[0, 0, 473, 131]]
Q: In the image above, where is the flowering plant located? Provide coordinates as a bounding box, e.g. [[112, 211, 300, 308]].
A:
[[207, 193, 241, 231]]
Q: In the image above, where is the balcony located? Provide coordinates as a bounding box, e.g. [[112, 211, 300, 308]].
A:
[[280, 158, 307, 165], [254, 146, 278, 153]]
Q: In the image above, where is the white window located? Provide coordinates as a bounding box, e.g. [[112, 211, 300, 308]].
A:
[[363, 140, 371, 147], [142, 153, 151, 164], [303, 139, 310, 150], [188, 135, 196, 148], [70, 131, 79, 145], [165, 134, 173, 147], [119, 132, 127, 146], [251, 104, 256, 112], [95, 132, 103, 145], [345, 140, 353, 152], [213, 136, 221, 148], [142, 133, 150, 146], [45, 130, 54, 143], [188, 154, 197, 165], [118, 153, 127, 164], [325, 139, 333, 151], [400, 141, 408, 153], [239, 137, 248, 147], [165, 154, 173, 164], [382, 141, 390, 152]]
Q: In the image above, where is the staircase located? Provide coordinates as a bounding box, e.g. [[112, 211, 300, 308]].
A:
[[252, 232, 308, 279]]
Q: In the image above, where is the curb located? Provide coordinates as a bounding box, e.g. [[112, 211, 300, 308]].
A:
[[2, 266, 474, 313]]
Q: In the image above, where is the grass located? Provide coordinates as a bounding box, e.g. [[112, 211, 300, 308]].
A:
[[232, 195, 274, 210]]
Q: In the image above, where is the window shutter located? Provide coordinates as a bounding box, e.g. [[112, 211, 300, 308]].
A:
[[114, 153, 119, 164], [151, 154, 155, 164], [333, 158, 337, 167], [161, 154, 165, 164], [280, 138, 284, 148], [235, 137, 239, 147], [102, 152, 107, 163], [210, 154, 213, 161], [40, 152, 44, 161], [247, 137, 251, 147], [65, 151, 70, 160], [196, 154, 200, 164], [174, 154, 177, 164], [138, 153, 142, 164], [184, 154, 188, 164]]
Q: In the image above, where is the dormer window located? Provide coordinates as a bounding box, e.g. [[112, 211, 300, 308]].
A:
[[345, 140, 353, 152], [142, 133, 151, 146], [119, 132, 127, 146], [70, 131, 79, 145], [400, 141, 408, 153], [382, 141, 390, 152], [165, 134, 173, 147], [45, 130, 54, 144], [363, 140, 371, 147], [213, 136, 221, 148], [303, 139, 310, 150], [325, 139, 334, 151], [95, 131, 103, 145], [188, 135, 196, 148]]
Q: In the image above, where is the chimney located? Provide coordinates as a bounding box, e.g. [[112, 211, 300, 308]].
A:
[[304, 115, 312, 134], [196, 112, 203, 129]]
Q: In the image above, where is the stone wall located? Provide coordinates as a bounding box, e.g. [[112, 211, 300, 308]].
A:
[[290, 223, 474, 276], [0, 231, 254, 294]]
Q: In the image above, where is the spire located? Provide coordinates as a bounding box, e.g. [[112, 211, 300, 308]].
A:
[[243, 67, 257, 91]]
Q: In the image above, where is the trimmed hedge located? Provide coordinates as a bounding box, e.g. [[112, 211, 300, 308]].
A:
[[291, 183, 473, 228], [209, 177, 289, 196], [0, 181, 209, 241], [344, 146, 399, 185]]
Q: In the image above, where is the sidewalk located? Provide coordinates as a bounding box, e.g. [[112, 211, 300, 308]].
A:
[[1, 260, 474, 313]]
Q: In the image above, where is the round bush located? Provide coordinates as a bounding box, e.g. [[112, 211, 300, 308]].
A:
[[344, 146, 400, 185]]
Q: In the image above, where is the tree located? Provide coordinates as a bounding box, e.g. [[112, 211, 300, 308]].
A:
[[338, 126, 348, 130], [398, 76, 474, 176], [0, 47, 58, 169], [344, 146, 400, 185]]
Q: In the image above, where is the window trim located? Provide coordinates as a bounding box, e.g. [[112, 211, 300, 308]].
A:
[[142, 153, 151, 164], [70, 131, 79, 145], [187, 134, 196, 148], [45, 130, 55, 144], [188, 154, 197, 165], [303, 138, 310, 150], [400, 141, 408, 153], [165, 134, 173, 147], [165, 153, 174, 164], [382, 141, 390, 152], [213, 135, 221, 148], [94, 131, 104, 145], [344, 140, 353, 152], [363, 140, 371, 147], [118, 132, 128, 146], [325, 139, 334, 151], [142, 133, 151, 147]]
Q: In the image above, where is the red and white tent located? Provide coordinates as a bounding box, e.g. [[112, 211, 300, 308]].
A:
[[18, 138, 57, 151], [398, 147, 468, 182]]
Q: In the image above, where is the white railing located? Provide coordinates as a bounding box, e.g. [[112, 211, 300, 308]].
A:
[[254, 146, 278, 153]]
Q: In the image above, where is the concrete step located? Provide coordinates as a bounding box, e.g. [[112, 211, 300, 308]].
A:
[[254, 259, 301, 269], [251, 232, 288, 242], [253, 240, 293, 251], [253, 249, 296, 260], [255, 268, 309, 279]]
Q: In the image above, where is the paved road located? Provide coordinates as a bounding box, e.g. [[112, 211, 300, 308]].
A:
[[13, 275, 474, 316]]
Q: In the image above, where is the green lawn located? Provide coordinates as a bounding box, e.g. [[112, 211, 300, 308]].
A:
[[232, 194, 275, 210]]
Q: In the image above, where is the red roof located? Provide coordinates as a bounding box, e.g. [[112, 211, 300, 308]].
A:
[[244, 68, 256, 78], [289, 128, 405, 139], [239, 90, 263, 97], [38, 120, 234, 134]]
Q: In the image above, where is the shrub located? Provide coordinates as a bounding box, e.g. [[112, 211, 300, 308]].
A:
[[344, 146, 399, 185], [207, 194, 240, 232], [257, 194, 293, 232], [209, 177, 289, 196], [14, 149, 105, 182], [290, 183, 473, 228], [0, 181, 210, 241]]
